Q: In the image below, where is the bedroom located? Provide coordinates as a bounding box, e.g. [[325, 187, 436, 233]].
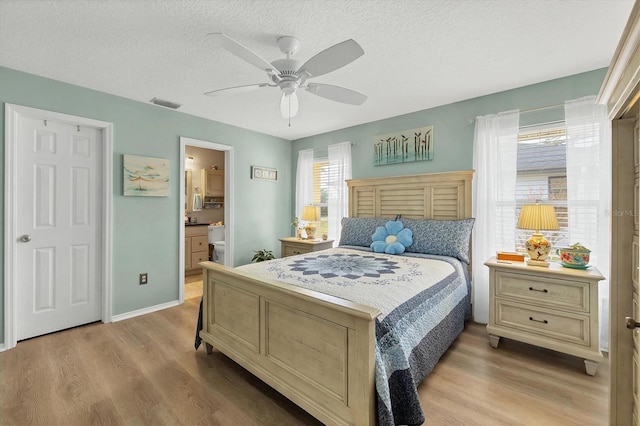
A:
[[0, 0, 638, 424]]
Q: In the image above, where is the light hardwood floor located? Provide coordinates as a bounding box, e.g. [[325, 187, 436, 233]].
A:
[[184, 273, 203, 300], [0, 298, 608, 425]]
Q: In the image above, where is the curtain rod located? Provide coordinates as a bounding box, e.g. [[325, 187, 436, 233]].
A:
[[469, 104, 564, 124], [520, 103, 563, 114], [519, 119, 565, 130]]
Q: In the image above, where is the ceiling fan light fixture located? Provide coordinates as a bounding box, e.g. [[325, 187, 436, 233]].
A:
[[280, 92, 298, 119], [280, 79, 299, 95]]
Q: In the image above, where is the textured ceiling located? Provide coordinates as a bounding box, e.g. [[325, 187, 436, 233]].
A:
[[0, 0, 634, 140]]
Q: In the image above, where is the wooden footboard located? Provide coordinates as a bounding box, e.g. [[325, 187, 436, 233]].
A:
[[199, 261, 381, 426]]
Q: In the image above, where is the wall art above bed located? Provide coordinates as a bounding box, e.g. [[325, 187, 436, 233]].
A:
[[373, 125, 434, 166]]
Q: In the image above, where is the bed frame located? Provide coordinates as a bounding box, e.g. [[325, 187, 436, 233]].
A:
[[199, 170, 473, 425]]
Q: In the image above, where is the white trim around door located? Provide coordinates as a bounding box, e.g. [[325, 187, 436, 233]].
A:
[[179, 137, 234, 303], [3, 104, 113, 351]]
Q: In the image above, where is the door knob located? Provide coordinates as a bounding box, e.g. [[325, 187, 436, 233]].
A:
[[19, 234, 31, 242], [626, 317, 640, 329]]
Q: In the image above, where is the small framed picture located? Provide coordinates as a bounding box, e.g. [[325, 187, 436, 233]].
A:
[[251, 166, 278, 182]]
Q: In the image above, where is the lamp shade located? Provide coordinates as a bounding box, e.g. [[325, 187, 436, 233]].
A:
[[517, 202, 559, 233], [301, 205, 321, 222]]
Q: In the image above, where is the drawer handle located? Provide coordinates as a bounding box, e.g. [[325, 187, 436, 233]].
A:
[[529, 316, 548, 324], [528, 287, 548, 293]]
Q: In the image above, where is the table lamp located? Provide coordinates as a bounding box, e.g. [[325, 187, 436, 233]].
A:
[[517, 201, 560, 267], [301, 205, 321, 240]]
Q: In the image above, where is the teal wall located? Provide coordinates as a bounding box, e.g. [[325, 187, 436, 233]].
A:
[[0, 66, 607, 346], [292, 69, 608, 180], [0, 66, 292, 344]]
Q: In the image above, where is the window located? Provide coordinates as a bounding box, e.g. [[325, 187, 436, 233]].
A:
[[296, 142, 351, 242], [515, 126, 569, 254], [312, 159, 330, 237]]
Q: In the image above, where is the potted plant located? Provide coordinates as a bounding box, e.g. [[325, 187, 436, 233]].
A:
[[252, 249, 275, 263]]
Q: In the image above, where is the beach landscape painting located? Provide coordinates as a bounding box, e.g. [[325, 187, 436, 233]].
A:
[[373, 125, 434, 166], [123, 154, 169, 196]]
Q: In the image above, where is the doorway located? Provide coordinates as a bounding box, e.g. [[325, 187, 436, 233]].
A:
[[179, 137, 233, 303], [4, 104, 113, 351]]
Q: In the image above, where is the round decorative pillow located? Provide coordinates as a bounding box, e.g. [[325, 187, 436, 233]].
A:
[[370, 220, 413, 254]]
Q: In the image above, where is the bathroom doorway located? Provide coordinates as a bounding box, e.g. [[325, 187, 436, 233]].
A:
[[179, 137, 234, 303]]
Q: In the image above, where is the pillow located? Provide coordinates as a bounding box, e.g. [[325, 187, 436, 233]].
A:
[[401, 218, 475, 263], [339, 217, 389, 247], [370, 220, 413, 254]]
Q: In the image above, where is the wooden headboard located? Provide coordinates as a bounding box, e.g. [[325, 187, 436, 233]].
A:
[[346, 170, 474, 220]]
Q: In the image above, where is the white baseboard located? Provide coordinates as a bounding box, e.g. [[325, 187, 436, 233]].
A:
[[111, 300, 181, 323], [0, 301, 181, 350]]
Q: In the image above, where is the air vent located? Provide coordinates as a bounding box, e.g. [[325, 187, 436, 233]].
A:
[[150, 97, 181, 109]]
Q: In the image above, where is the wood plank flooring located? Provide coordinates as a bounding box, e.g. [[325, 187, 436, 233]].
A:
[[0, 298, 608, 425], [185, 273, 203, 300]]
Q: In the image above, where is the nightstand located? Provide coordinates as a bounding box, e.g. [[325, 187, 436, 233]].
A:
[[279, 237, 334, 257], [485, 257, 605, 376]]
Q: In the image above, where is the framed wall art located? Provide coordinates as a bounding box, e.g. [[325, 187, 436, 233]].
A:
[[251, 165, 278, 182], [123, 154, 170, 196], [373, 125, 434, 166]]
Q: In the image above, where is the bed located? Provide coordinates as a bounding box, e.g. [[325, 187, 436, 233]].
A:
[[197, 171, 474, 425]]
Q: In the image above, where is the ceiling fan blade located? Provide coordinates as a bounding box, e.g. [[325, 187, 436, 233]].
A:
[[280, 92, 299, 118], [207, 33, 279, 75], [297, 39, 364, 79], [305, 83, 367, 105], [204, 83, 271, 97]]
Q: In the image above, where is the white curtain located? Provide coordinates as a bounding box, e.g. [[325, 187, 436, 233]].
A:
[[295, 149, 314, 220], [472, 110, 520, 323], [564, 96, 611, 350], [328, 142, 352, 242]]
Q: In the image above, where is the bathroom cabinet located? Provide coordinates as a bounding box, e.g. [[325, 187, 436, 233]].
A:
[[201, 169, 224, 197], [185, 224, 208, 275]]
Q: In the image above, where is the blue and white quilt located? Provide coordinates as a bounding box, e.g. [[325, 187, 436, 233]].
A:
[[236, 246, 470, 425]]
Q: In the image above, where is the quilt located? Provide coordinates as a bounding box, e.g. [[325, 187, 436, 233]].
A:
[[234, 247, 470, 425]]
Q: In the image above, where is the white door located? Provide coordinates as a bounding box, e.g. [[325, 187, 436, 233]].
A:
[[15, 116, 102, 340]]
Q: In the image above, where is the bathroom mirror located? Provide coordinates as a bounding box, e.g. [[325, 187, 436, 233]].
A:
[[185, 170, 193, 213]]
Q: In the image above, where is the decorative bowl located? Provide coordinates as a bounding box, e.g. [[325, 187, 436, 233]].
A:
[[557, 243, 590, 268]]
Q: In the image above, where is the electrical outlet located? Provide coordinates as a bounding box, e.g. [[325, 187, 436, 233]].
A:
[[139, 273, 148, 285]]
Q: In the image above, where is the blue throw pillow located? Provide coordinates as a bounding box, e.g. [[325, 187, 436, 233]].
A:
[[402, 218, 475, 263], [339, 217, 388, 247], [370, 220, 413, 254]]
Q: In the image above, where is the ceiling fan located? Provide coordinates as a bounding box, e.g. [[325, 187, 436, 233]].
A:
[[204, 33, 367, 121]]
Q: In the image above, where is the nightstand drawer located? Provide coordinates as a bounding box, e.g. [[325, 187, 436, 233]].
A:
[[280, 237, 334, 258], [495, 300, 590, 346], [191, 236, 209, 252], [283, 245, 311, 257], [495, 271, 589, 313]]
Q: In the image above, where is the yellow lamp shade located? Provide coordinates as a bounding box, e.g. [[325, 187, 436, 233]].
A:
[[301, 205, 321, 239], [517, 203, 560, 233], [301, 205, 321, 222]]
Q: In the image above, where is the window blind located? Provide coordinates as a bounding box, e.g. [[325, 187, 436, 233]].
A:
[[311, 157, 330, 236], [515, 126, 569, 254]]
